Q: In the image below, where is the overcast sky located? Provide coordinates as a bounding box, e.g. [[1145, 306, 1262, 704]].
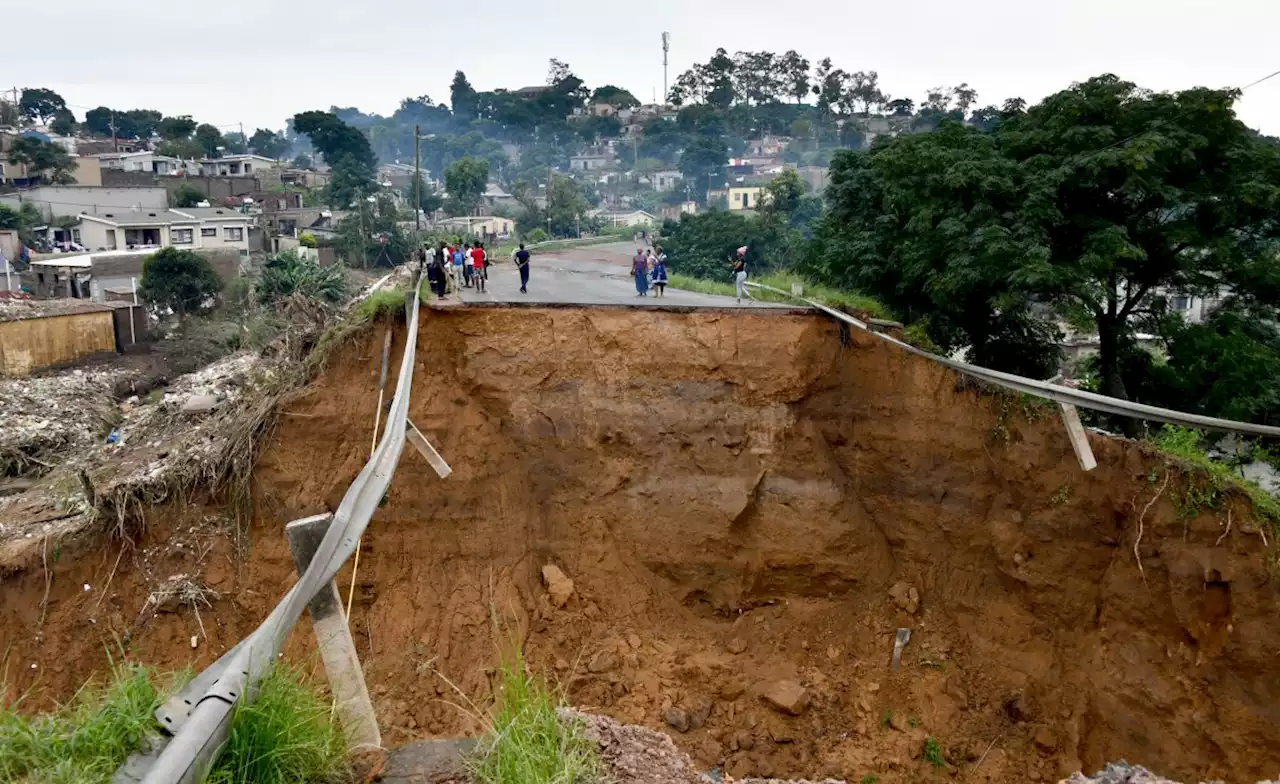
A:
[[6, 0, 1278, 135]]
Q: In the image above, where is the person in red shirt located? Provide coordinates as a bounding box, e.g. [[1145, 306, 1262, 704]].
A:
[[472, 242, 487, 293]]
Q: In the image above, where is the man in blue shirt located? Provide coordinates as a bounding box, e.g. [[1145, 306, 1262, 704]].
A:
[[451, 245, 465, 291], [514, 244, 531, 293]]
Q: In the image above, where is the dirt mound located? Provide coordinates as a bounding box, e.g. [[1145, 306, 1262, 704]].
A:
[[1, 307, 1278, 784]]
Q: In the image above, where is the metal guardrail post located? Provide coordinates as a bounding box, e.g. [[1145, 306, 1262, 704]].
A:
[[285, 514, 381, 751]]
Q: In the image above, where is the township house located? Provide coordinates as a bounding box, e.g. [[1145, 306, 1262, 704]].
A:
[[198, 154, 278, 177], [76, 207, 254, 253]]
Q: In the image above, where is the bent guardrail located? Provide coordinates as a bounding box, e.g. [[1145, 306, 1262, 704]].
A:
[[745, 281, 1280, 439], [118, 273, 425, 783]]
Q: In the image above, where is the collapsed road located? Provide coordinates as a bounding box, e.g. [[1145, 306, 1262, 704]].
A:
[[0, 247, 1277, 784]]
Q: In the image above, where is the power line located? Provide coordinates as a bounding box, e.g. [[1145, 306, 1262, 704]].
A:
[[1242, 68, 1280, 91]]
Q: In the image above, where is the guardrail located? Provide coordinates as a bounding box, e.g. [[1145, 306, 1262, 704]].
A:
[[745, 281, 1280, 439], [117, 271, 427, 783]]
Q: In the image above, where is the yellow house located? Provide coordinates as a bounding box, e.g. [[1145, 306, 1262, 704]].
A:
[[728, 186, 764, 211]]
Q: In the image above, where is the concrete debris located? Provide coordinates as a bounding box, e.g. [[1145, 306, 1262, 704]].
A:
[[1058, 760, 1276, 784], [761, 680, 810, 715], [541, 563, 575, 607], [180, 394, 220, 414]]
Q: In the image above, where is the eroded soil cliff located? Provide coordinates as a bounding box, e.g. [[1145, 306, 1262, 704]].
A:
[[2, 307, 1277, 783]]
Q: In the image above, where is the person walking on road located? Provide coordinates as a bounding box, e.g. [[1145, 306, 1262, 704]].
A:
[[514, 243, 531, 293], [730, 246, 750, 304], [463, 242, 476, 288], [632, 249, 650, 297], [651, 249, 668, 297], [473, 242, 487, 293]]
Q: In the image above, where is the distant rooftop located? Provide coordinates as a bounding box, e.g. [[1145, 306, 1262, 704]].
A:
[[0, 298, 114, 323]]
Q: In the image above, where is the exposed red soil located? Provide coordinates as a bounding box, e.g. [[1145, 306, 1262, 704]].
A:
[[2, 307, 1278, 784]]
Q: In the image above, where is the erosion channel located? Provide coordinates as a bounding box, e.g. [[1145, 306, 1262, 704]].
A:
[[2, 306, 1278, 783]]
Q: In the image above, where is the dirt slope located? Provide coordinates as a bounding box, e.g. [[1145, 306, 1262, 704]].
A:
[[2, 307, 1277, 784]]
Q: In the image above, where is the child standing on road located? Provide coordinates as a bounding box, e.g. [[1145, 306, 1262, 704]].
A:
[[651, 251, 668, 297]]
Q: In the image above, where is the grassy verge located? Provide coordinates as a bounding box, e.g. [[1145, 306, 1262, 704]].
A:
[[1151, 425, 1280, 535], [466, 645, 602, 784], [354, 287, 407, 322], [0, 661, 348, 784], [668, 270, 889, 318]]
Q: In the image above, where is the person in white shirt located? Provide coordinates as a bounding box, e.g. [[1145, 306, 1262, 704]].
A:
[[463, 243, 476, 288]]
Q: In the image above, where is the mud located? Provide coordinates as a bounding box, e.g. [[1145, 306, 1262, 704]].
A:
[[1, 307, 1278, 784]]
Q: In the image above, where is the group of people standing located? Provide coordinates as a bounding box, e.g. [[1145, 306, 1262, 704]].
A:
[[631, 246, 669, 297], [422, 241, 534, 298], [425, 241, 489, 297]]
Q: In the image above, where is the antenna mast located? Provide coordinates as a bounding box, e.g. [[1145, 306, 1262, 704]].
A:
[[662, 32, 670, 105]]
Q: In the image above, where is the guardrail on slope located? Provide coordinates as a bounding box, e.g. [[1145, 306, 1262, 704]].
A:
[[745, 281, 1280, 439], [118, 274, 427, 783]]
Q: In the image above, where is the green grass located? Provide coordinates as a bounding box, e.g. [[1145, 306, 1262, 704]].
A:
[[859, 775, 879, 784], [1151, 424, 1280, 534], [666, 270, 889, 318], [922, 736, 945, 768], [0, 661, 167, 783], [0, 661, 348, 784], [354, 287, 407, 322], [205, 665, 349, 784], [466, 645, 602, 784]]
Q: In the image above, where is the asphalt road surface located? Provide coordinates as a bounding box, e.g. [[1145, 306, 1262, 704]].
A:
[[448, 241, 784, 308]]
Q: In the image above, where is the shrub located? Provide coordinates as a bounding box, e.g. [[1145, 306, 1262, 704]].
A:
[[256, 250, 346, 305], [525, 228, 549, 244], [138, 247, 223, 316], [171, 183, 207, 208], [298, 233, 318, 248]]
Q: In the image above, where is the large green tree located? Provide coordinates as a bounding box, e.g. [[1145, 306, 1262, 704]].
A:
[[248, 128, 288, 159], [158, 115, 197, 141], [19, 88, 66, 123], [138, 247, 224, 316], [7, 137, 77, 184], [194, 123, 223, 157], [443, 156, 490, 216], [814, 74, 1280, 393]]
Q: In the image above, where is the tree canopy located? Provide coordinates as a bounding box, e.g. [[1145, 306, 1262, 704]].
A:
[[138, 248, 224, 316], [443, 157, 490, 216], [19, 88, 66, 123], [811, 74, 1280, 388], [7, 137, 76, 184]]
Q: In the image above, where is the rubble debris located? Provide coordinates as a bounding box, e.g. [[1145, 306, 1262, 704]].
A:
[[888, 581, 920, 614], [761, 680, 809, 715], [0, 366, 131, 477], [542, 563, 575, 607], [180, 394, 220, 414], [1058, 760, 1277, 783]]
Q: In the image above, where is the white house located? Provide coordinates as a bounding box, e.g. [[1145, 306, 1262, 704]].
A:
[[75, 207, 254, 253], [92, 152, 187, 175], [569, 153, 613, 172], [593, 209, 658, 228], [198, 154, 278, 178], [651, 170, 683, 192]]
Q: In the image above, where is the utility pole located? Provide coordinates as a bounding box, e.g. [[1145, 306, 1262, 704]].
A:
[[110, 111, 118, 153], [414, 124, 421, 231], [661, 32, 670, 105]]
